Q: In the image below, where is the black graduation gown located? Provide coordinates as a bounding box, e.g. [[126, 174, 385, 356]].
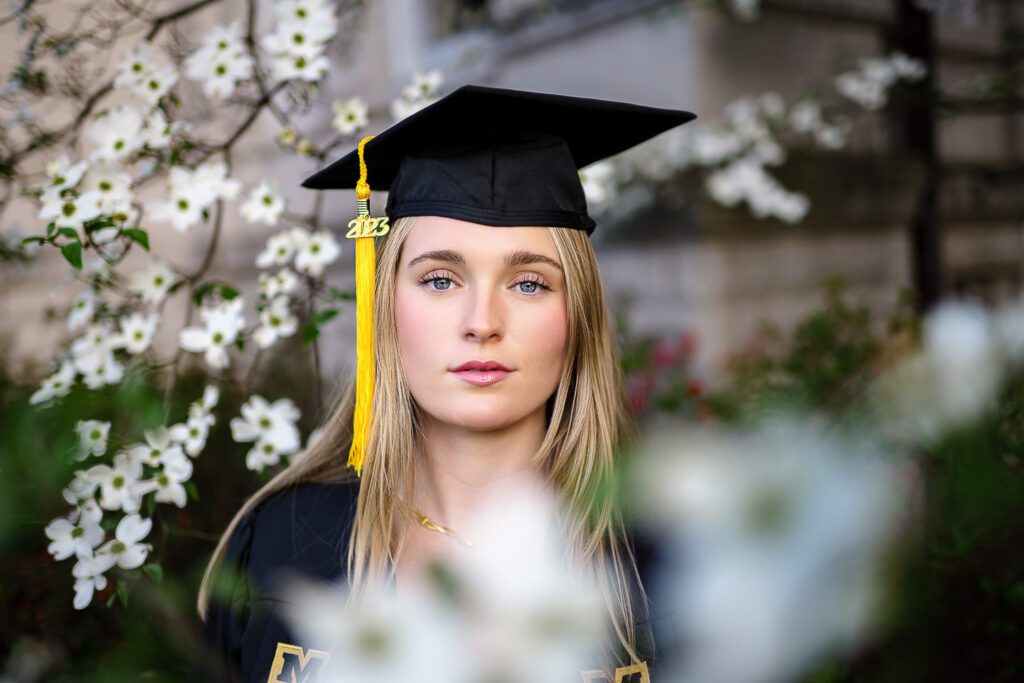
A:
[[199, 481, 678, 682]]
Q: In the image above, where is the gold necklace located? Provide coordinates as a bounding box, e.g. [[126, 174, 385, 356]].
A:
[[413, 507, 474, 547]]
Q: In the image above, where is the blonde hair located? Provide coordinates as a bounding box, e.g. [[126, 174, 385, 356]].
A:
[[198, 216, 646, 663]]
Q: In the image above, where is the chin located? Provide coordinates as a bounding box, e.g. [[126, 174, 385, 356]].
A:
[[428, 398, 542, 433]]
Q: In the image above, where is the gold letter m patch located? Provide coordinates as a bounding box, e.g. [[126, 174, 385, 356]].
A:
[[266, 642, 330, 683]]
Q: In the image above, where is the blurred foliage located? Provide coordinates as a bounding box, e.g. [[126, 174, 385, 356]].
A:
[[618, 276, 1024, 682], [0, 331, 329, 681]]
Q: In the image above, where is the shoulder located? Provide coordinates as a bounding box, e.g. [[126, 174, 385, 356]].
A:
[[236, 479, 360, 598]]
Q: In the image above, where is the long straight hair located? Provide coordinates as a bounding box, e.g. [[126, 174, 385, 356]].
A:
[[197, 216, 646, 662]]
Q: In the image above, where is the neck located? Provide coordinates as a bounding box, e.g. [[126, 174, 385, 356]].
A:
[[412, 407, 547, 533]]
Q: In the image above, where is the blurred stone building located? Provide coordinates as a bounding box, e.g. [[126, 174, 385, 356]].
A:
[[2, 0, 1022, 387]]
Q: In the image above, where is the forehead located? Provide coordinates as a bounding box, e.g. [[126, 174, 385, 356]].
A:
[[400, 216, 559, 263]]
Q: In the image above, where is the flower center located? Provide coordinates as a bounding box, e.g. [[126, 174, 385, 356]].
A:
[[54, 175, 66, 185], [263, 443, 274, 454], [112, 475, 125, 489], [215, 64, 227, 76], [153, 276, 165, 286], [111, 541, 126, 554], [259, 417, 271, 429], [189, 427, 199, 437], [114, 140, 124, 151], [90, 429, 101, 440], [71, 527, 85, 538], [295, 57, 307, 69], [99, 181, 112, 191], [177, 198, 189, 211], [310, 244, 320, 253], [62, 202, 76, 217], [269, 316, 281, 327], [262, 195, 273, 206], [212, 332, 224, 344], [157, 473, 170, 487]]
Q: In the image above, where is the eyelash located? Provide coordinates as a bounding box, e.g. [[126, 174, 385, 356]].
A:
[[416, 269, 552, 296]]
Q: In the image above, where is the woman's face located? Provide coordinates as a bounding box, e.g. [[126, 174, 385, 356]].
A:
[[394, 216, 568, 433]]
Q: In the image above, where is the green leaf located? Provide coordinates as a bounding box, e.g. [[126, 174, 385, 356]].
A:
[[311, 308, 339, 325], [143, 563, 164, 584], [219, 284, 240, 300], [55, 227, 78, 241], [193, 283, 217, 306], [117, 580, 129, 607], [122, 228, 150, 251], [145, 494, 156, 516], [45, 222, 57, 238], [84, 217, 116, 233], [185, 481, 200, 502], [60, 240, 82, 269], [327, 287, 355, 302], [105, 593, 117, 607], [301, 320, 320, 346], [20, 236, 46, 246]]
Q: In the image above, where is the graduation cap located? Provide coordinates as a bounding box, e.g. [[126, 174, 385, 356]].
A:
[[301, 84, 696, 474]]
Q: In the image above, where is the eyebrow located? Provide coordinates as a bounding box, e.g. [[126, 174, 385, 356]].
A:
[[406, 249, 563, 272]]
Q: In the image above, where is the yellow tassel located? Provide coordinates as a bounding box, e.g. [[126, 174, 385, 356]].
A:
[[347, 135, 380, 476]]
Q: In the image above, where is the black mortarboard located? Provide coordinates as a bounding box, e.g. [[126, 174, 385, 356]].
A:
[[300, 84, 696, 475], [301, 84, 696, 234]]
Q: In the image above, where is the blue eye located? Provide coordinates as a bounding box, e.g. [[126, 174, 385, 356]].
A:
[[514, 277, 550, 295], [518, 281, 538, 294], [430, 278, 452, 291]]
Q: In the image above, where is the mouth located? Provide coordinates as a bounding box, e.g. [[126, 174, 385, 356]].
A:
[[449, 360, 514, 386]]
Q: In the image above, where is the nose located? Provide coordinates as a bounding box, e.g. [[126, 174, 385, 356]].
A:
[[462, 284, 504, 343]]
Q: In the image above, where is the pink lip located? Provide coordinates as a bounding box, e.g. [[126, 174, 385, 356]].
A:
[[449, 360, 514, 386]]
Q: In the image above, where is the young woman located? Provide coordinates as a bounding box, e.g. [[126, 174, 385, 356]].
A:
[[197, 85, 695, 682]]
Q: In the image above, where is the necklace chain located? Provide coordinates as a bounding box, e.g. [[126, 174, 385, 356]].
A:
[[414, 508, 473, 547]]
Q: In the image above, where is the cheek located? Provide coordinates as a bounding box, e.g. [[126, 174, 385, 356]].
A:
[[394, 285, 437, 367], [523, 300, 569, 374]]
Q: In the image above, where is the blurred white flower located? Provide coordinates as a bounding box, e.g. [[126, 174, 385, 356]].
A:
[[170, 411, 213, 457], [631, 417, 910, 683], [134, 63, 179, 108], [136, 456, 194, 508], [86, 105, 146, 163], [142, 108, 186, 150], [75, 419, 111, 460], [85, 452, 144, 513], [114, 42, 158, 91], [245, 438, 289, 471], [178, 297, 246, 370], [29, 361, 77, 405], [68, 288, 98, 332], [270, 52, 330, 82], [111, 312, 159, 355], [127, 426, 187, 470], [254, 296, 298, 348], [62, 470, 99, 506], [259, 268, 299, 299], [128, 259, 179, 306], [332, 96, 369, 135], [878, 300, 1003, 444], [70, 324, 123, 388], [706, 156, 808, 223], [80, 164, 133, 217], [261, 1, 338, 83], [43, 154, 88, 194], [184, 21, 254, 100], [240, 180, 286, 225], [403, 69, 443, 101], [45, 512, 104, 561], [256, 230, 298, 268], [788, 99, 822, 133], [96, 513, 153, 569], [72, 554, 111, 610], [292, 227, 341, 277], [835, 72, 887, 111], [38, 190, 103, 231], [231, 394, 302, 457], [579, 161, 616, 211], [150, 162, 239, 232], [729, 0, 761, 21], [196, 384, 221, 414]]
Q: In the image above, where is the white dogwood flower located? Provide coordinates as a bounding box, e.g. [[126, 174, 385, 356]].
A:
[[170, 411, 214, 457], [179, 297, 246, 370], [184, 21, 254, 100], [96, 513, 153, 569], [45, 512, 105, 561], [38, 190, 103, 231], [150, 162, 240, 232], [259, 268, 299, 299], [72, 555, 111, 610], [62, 470, 99, 507], [43, 154, 88, 194], [75, 419, 111, 460], [111, 312, 159, 355], [86, 452, 144, 513], [114, 42, 158, 90], [134, 63, 178, 108], [245, 438, 288, 471], [128, 259, 179, 306], [240, 180, 285, 226], [80, 164, 133, 218], [292, 227, 340, 277], [254, 296, 298, 348], [231, 394, 301, 454], [256, 230, 297, 269], [68, 288, 98, 332], [332, 96, 368, 135], [127, 426, 187, 470], [402, 69, 443, 102], [30, 361, 77, 404], [136, 456, 193, 508], [86, 105, 145, 163]]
